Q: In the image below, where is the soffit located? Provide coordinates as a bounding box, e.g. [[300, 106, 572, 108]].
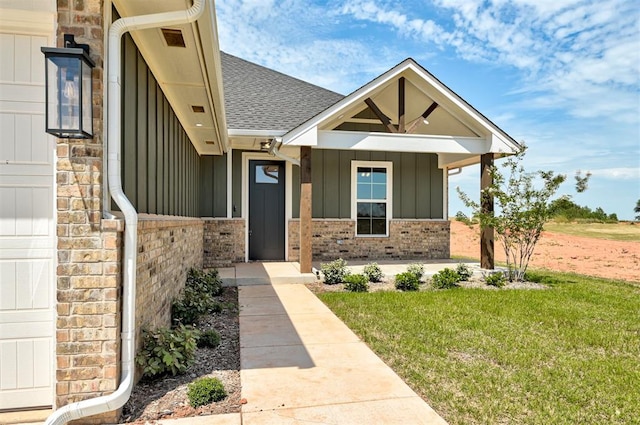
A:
[[112, 0, 227, 155]]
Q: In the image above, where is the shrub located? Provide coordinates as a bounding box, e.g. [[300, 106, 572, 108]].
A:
[[395, 272, 420, 291], [431, 268, 460, 289], [343, 274, 369, 292], [187, 377, 227, 408], [363, 263, 384, 283], [197, 329, 221, 348], [406, 263, 425, 281], [321, 258, 350, 284], [136, 325, 199, 378], [455, 263, 473, 281], [172, 286, 222, 325], [485, 272, 507, 288], [187, 268, 223, 296]]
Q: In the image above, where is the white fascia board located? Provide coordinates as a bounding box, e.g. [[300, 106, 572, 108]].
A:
[[286, 125, 318, 146], [201, 2, 229, 153], [317, 130, 489, 154], [489, 133, 520, 154]]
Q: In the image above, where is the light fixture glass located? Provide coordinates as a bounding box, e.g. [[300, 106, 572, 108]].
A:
[[41, 34, 95, 139]]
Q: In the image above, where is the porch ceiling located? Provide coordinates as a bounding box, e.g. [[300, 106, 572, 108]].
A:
[[112, 0, 228, 155]]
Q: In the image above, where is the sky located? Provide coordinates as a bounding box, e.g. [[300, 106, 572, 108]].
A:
[[215, 0, 640, 220]]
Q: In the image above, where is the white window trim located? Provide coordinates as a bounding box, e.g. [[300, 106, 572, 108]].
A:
[[351, 160, 393, 237]]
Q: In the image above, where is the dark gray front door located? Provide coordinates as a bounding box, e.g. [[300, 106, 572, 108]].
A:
[[249, 160, 285, 260]]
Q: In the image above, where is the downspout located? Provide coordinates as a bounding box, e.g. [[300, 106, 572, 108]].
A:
[[269, 138, 300, 166], [45, 1, 207, 424]]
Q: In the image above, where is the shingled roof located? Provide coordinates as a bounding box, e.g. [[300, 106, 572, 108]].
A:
[[220, 52, 344, 132]]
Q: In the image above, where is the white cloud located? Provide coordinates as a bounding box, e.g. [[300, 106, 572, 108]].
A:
[[339, 0, 640, 124], [591, 167, 640, 180], [215, 0, 401, 94]]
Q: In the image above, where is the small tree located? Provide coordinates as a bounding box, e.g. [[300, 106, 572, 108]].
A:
[[457, 146, 588, 282], [635, 199, 640, 221]]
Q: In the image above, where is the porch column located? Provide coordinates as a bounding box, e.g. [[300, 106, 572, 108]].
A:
[[300, 146, 312, 273], [480, 153, 495, 269]]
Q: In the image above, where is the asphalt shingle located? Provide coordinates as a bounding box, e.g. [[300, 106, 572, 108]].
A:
[[220, 52, 344, 132]]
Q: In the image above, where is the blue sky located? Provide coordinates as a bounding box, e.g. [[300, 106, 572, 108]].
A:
[[215, 0, 640, 220]]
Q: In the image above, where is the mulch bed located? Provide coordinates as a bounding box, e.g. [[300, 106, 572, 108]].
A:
[[121, 287, 241, 424]]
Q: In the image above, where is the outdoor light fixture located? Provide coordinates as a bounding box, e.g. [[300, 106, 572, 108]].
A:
[[260, 140, 272, 151], [41, 34, 95, 138]]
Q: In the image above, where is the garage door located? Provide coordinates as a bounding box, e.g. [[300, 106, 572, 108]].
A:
[[0, 31, 55, 410]]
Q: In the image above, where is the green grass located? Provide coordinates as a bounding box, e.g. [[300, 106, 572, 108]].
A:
[[318, 271, 640, 425], [544, 221, 640, 242]]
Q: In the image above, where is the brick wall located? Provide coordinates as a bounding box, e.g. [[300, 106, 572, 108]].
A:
[[288, 219, 450, 261], [203, 218, 245, 267], [136, 215, 204, 336], [54, 0, 122, 422]]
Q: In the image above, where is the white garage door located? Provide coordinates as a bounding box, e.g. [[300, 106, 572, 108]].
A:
[[0, 30, 55, 410]]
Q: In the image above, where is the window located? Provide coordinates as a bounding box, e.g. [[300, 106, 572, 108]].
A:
[[352, 161, 392, 236], [255, 164, 279, 184]]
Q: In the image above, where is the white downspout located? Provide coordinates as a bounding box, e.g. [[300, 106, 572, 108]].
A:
[[269, 138, 300, 166], [45, 1, 207, 424]]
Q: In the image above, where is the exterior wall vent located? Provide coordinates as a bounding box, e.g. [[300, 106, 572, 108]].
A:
[[161, 28, 186, 47], [191, 105, 205, 113], [205, 140, 215, 145]]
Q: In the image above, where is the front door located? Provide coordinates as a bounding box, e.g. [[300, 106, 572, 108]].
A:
[[249, 160, 285, 260]]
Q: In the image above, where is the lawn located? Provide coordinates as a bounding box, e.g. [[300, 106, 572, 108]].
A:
[[318, 271, 640, 425], [544, 221, 640, 242]]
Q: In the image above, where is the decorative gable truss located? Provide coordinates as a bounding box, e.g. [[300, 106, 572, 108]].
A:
[[282, 59, 521, 170]]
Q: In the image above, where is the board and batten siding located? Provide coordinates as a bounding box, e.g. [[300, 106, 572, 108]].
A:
[[121, 33, 200, 217], [293, 149, 443, 219], [199, 154, 227, 217]]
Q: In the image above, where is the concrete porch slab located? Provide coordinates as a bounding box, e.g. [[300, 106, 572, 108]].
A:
[[220, 262, 318, 286]]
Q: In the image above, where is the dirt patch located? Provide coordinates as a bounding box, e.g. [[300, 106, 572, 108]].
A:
[[121, 287, 241, 424], [450, 220, 640, 283]]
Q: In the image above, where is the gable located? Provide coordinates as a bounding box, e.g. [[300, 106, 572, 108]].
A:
[[281, 58, 520, 166]]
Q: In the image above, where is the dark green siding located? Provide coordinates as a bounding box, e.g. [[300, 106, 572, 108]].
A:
[[303, 149, 443, 219], [121, 33, 200, 217], [200, 154, 227, 217], [232, 150, 243, 218]]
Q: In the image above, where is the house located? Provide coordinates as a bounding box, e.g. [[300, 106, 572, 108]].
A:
[[0, 0, 519, 423]]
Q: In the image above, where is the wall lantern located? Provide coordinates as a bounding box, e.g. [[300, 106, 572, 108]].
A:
[[41, 34, 95, 139]]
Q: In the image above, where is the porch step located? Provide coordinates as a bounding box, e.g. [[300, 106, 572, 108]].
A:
[[218, 262, 318, 287]]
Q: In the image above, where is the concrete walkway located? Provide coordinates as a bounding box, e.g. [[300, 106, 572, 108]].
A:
[[237, 283, 447, 424], [20, 262, 456, 425]]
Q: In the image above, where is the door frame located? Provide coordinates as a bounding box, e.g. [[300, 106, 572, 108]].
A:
[[241, 152, 292, 262], [0, 7, 57, 410]]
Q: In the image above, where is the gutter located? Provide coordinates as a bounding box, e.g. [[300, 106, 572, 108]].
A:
[[45, 1, 207, 424]]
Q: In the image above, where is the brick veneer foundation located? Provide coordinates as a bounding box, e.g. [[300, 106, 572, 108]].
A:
[[288, 219, 450, 261], [135, 215, 204, 339], [203, 218, 246, 267]]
